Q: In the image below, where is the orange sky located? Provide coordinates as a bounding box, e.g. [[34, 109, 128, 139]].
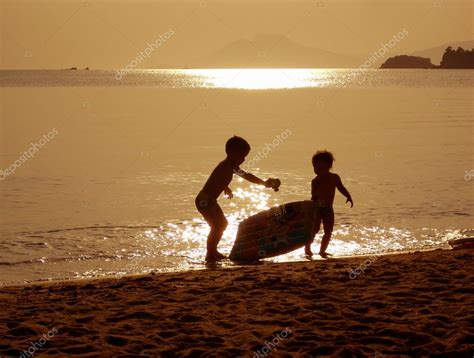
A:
[[1, 0, 472, 69]]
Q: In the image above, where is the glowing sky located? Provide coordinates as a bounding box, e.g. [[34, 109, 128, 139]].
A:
[[1, 0, 472, 69]]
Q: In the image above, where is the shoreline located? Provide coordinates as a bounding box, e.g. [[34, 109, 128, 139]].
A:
[[0, 248, 472, 356], [0, 246, 449, 289]]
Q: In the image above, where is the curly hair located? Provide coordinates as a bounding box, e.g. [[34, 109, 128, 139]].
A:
[[312, 150, 335, 168]]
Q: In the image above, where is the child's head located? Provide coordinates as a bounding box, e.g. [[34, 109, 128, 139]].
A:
[[226, 136, 251, 165], [312, 150, 334, 174]]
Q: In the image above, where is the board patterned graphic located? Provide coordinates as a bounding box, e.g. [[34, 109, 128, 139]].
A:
[[230, 201, 316, 261]]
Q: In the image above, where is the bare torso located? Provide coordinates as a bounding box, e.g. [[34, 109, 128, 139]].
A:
[[311, 173, 340, 207], [201, 159, 236, 199]]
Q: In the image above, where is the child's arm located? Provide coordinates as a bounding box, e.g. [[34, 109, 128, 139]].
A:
[[336, 175, 353, 207], [235, 168, 276, 189]]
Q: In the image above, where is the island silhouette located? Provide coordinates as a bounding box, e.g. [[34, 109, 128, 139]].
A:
[[381, 46, 474, 69]]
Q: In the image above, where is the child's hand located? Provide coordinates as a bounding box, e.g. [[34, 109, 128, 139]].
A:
[[224, 187, 233, 199], [346, 197, 353, 208], [265, 178, 281, 192]]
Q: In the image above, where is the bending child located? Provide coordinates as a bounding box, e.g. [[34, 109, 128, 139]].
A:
[[196, 136, 280, 262]]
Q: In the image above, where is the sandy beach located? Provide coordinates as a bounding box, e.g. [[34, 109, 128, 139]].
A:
[[0, 249, 472, 357]]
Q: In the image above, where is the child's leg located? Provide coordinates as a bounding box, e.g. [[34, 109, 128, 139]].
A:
[[319, 210, 335, 256], [199, 203, 228, 257], [207, 204, 228, 256], [305, 217, 321, 255]]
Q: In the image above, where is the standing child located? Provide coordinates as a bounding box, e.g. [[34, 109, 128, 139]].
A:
[[196, 136, 280, 262], [305, 150, 353, 258]]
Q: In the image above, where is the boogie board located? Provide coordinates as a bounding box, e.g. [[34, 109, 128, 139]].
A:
[[448, 237, 474, 250], [229, 201, 316, 262]]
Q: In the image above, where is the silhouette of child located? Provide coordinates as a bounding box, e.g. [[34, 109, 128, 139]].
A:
[[196, 136, 280, 262], [305, 150, 353, 258]]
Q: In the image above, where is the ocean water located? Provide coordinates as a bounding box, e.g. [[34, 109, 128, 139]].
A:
[[0, 69, 473, 285]]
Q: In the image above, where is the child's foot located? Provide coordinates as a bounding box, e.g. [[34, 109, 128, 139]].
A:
[[205, 252, 226, 262], [304, 248, 313, 257], [319, 252, 332, 258], [205, 254, 217, 262]]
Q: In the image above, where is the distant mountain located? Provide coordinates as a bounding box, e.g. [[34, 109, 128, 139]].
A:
[[411, 40, 474, 65], [197, 34, 359, 68]]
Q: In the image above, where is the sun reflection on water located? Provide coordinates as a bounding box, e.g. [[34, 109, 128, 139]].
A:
[[184, 69, 330, 89], [166, 185, 272, 263], [125, 184, 458, 275]]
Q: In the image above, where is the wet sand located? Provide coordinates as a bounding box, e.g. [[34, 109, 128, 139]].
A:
[[0, 249, 473, 357]]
